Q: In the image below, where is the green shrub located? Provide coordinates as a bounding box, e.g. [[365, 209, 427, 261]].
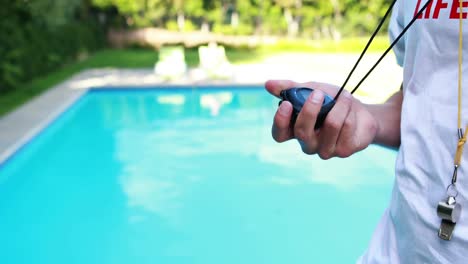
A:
[[0, 2, 105, 93]]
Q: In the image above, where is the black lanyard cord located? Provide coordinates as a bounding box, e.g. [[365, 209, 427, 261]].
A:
[[336, 0, 398, 99], [334, 0, 433, 101]]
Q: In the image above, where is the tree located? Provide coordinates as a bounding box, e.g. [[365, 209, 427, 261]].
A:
[[0, 0, 104, 92], [275, 0, 302, 36], [169, 0, 204, 31], [90, 0, 393, 37], [92, 0, 167, 27], [27, 0, 83, 27]]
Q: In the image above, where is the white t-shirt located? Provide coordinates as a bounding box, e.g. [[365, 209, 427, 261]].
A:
[[358, 0, 468, 263]]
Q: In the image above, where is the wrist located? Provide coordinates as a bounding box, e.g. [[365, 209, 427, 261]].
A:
[[365, 101, 401, 148], [371, 111, 383, 145]]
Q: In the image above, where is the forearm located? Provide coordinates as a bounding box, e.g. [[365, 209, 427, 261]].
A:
[[366, 90, 403, 148]]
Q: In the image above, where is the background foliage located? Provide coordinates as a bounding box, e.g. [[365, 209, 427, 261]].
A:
[[93, 0, 390, 37], [0, 0, 104, 93], [0, 0, 391, 94]]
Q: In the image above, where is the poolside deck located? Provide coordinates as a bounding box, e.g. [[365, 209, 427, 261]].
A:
[[0, 53, 402, 164]]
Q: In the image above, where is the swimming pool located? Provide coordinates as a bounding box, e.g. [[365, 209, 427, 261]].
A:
[[0, 87, 396, 263]]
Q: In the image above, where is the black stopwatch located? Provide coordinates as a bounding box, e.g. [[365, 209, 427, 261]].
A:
[[279, 87, 336, 129]]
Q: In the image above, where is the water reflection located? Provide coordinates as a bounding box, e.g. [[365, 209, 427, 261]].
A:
[[258, 142, 396, 189], [200, 92, 233, 116], [92, 89, 272, 128], [119, 169, 182, 224], [112, 89, 396, 224], [157, 94, 186, 105]]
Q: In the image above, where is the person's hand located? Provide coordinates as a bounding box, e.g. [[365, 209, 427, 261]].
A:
[[265, 80, 379, 159]]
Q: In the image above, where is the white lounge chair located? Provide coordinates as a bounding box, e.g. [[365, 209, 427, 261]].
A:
[[154, 46, 187, 80], [198, 43, 234, 80]]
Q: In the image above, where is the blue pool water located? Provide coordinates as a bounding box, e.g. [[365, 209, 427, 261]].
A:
[[0, 87, 396, 264]]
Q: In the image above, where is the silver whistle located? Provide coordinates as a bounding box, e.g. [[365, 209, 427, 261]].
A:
[[437, 196, 462, 240]]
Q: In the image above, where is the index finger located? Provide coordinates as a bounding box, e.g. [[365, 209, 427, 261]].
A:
[[265, 80, 340, 99], [265, 80, 299, 98], [300, 81, 340, 98]]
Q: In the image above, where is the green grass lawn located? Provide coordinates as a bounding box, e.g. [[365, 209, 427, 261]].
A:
[[0, 36, 390, 117]]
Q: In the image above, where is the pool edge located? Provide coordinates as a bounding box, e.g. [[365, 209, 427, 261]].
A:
[[0, 68, 264, 166], [0, 89, 88, 166]]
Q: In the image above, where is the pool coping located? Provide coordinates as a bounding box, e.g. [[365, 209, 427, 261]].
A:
[[0, 68, 264, 165], [0, 80, 85, 166]]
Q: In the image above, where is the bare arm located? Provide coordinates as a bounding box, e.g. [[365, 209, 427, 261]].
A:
[[367, 90, 403, 148]]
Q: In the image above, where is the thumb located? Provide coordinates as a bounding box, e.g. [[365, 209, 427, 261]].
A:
[[265, 80, 298, 98]]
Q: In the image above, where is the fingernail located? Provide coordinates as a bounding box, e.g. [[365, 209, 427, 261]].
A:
[[309, 90, 324, 104], [278, 102, 292, 116]]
